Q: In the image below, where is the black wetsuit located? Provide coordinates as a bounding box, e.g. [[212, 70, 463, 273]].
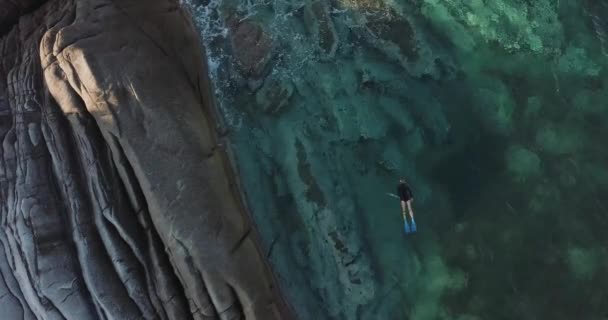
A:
[[397, 183, 413, 202]]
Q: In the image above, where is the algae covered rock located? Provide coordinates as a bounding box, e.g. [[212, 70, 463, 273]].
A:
[[420, 0, 563, 53], [535, 123, 584, 156], [573, 89, 608, 115], [528, 183, 561, 213], [558, 46, 602, 76], [362, 7, 418, 61], [523, 96, 542, 121], [566, 246, 600, 281], [303, 0, 338, 59], [506, 145, 541, 182], [473, 78, 516, 135], [339, 0, 455, 79], [228, 16, 273, 79], [256, 75, 295, 114]]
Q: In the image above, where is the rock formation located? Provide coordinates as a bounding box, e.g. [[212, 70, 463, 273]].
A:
[[184, 0, 608, 318], [0, 0, 292, 319]]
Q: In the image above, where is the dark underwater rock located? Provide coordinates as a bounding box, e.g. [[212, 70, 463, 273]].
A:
[[255, 76, 294, 114], [336, 0, 455, 80], [303, 0, 338, 59], [228, 16, 273, 80], [364, 7, 418, 61]]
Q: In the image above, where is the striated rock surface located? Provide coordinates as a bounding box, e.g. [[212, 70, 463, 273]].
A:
[[0, 0, 46, 32], [0, 0, 292, 319]]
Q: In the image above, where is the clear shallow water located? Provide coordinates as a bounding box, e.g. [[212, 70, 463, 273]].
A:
[[185, 0, 608, 318]]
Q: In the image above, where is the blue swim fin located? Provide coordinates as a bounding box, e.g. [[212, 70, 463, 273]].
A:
[[404, 221, 411, 234], [410, 219, 417, 233]]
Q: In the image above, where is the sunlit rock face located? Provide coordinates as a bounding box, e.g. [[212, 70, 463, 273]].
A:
[[2, 0, 608, 318], [186, 0, 608, 319], [0, 0, 291, 319]]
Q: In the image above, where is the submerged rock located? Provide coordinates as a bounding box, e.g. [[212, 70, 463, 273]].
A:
[[506, 145, 541, 182], [420, 0, 563, 54], [535, 123, 584, 156], [337, 0, 455, 79], [473, 77, 516, 135], [228, 14, 274, 81], [364, 7, 418, 62], [256, 75, 295, 114], [303, 0, 339, 59]]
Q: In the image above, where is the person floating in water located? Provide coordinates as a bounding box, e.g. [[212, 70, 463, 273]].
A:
[[397, 178, 416, 233]]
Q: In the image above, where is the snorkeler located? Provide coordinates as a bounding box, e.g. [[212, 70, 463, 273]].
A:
[[397, 179, 416, 233]]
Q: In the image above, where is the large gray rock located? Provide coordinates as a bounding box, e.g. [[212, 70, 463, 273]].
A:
[[0, 0, 293, 319], [0, 0, 46, 32]]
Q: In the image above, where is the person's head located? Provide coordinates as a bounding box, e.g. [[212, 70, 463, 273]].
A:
[[399, 178, 406, 184]]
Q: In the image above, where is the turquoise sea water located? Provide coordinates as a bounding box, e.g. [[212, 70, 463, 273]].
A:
[[186, 0, 608, 318]]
